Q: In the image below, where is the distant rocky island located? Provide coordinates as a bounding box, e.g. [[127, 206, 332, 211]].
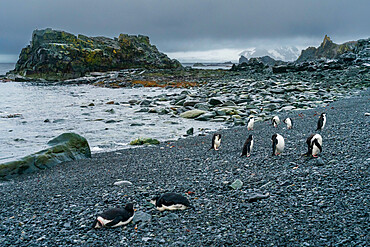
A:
[[9, 28, 182, 80]]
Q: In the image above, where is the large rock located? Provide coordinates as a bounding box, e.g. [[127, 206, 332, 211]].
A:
[[296, 35, 358, 63], [180, 109, 206, 119], [11, 28, 182, 80], [0, 133, 91, 179], [238, 55, 248, 64]]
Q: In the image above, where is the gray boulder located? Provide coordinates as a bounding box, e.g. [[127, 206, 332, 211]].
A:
[[0, 133, 91, 179]]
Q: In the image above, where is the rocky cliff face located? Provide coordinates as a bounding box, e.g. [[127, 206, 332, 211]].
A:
[[296, 35, 357, 63], [12, 28, 182, 80], [273, 37, 369, 74]]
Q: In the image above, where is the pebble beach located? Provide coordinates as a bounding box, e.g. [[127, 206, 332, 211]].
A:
[[0, 89, 368, 246]]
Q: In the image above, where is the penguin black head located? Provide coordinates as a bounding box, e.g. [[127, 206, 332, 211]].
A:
[[150, 196, 159, 206], [248, 134, 253, 140], [125, 203, 134, 213]]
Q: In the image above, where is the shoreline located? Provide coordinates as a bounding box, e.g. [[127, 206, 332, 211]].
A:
[[0, 89, 369, 246], [1, 64, 367, 164]]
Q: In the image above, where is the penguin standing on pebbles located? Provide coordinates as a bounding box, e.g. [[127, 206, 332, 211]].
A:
[[316, 113, 326, 131], [272, 116, 280, 128], [241, 135, 253, 157], [150, 192, 195, 211], [306, 134, 322, 158], [92, 203, 135, 229], [271, 133, 285, 156], [247, 118, 255, 130], [210, 133, 221, 150], [284, 117, 293, 129]]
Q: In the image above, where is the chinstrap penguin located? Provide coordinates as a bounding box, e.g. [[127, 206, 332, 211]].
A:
[[271, 133, 285, 156], [272, 116, 280, 128], [247, 118, 255, 130], [306, 134, 323, 158], [210, 133, 221, 150], [92, 203, 134, 229], [316, 113, 326, 131], [284, 117, 293, 129], [150, 192, 195, 211], [241, 134, 253, 157]]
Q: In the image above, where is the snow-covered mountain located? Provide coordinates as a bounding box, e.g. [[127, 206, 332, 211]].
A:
[[239, 46, 301, 62]]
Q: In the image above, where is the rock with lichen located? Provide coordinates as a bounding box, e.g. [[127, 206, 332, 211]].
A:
[[11, 28, 182, 80]]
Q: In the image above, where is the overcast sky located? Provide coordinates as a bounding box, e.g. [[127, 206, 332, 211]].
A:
[[0, 0, 369, 62]]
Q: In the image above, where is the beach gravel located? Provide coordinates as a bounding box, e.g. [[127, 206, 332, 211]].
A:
[[0, 90, 369, 246]]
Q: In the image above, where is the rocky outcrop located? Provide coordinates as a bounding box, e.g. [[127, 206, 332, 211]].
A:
[[0, 133, 91, 179], [273, 37, 370, 74], [296, 35, 358, 63], [11, 28, 182, 80], [233, 56, 287, 72], [238, 55, 248, 64]]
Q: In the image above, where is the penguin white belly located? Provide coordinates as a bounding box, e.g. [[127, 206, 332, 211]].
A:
[[311, 134, 322, 156], [247, 120, 254, 130], [214, 139, 221, 149], [157, 204, 188, 211], [273, 116, 280, 127], [249, 140, 254, 154], [110, 215, 134, 227], [276, 137, 285, 153], [312, 145, 320, 156], [286, 119, 292, 129]]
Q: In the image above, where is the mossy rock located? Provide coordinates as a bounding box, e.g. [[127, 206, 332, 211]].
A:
[[11, 28, 182, 80], [130, 138, 160, 145], [0, 133, 91, 179]]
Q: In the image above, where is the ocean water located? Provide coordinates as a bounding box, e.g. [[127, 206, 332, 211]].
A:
[[0, 63, 15, 75], [0, 82, 224, 163], [182, 63, 232, 70]]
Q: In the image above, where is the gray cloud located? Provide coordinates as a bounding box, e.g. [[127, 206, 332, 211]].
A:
[[0, 0, 369, 58]]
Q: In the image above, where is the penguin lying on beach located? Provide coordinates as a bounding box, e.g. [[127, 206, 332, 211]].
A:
[[210, 133, 221, 150], [284, 117, 293, 129], [272, 116, 280, 128], [306, 134, 322, 158], [241, 134, 253, 157], [150, 192, 195, 211], [316, 113, 326, 131], [92, 203, 134, 229], [247, 118, 255, 130], [271, 133, 284, 156]]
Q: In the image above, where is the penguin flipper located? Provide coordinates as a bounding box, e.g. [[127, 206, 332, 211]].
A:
[[313, 139, 322, 152], [246, 144, 251, 155], [105, 216, 124, 227], [272, 139, 277, 156]]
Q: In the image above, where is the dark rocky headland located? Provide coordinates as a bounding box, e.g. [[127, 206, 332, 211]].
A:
[[0, 31, 369, 246], [8, 28, 181, 81]]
